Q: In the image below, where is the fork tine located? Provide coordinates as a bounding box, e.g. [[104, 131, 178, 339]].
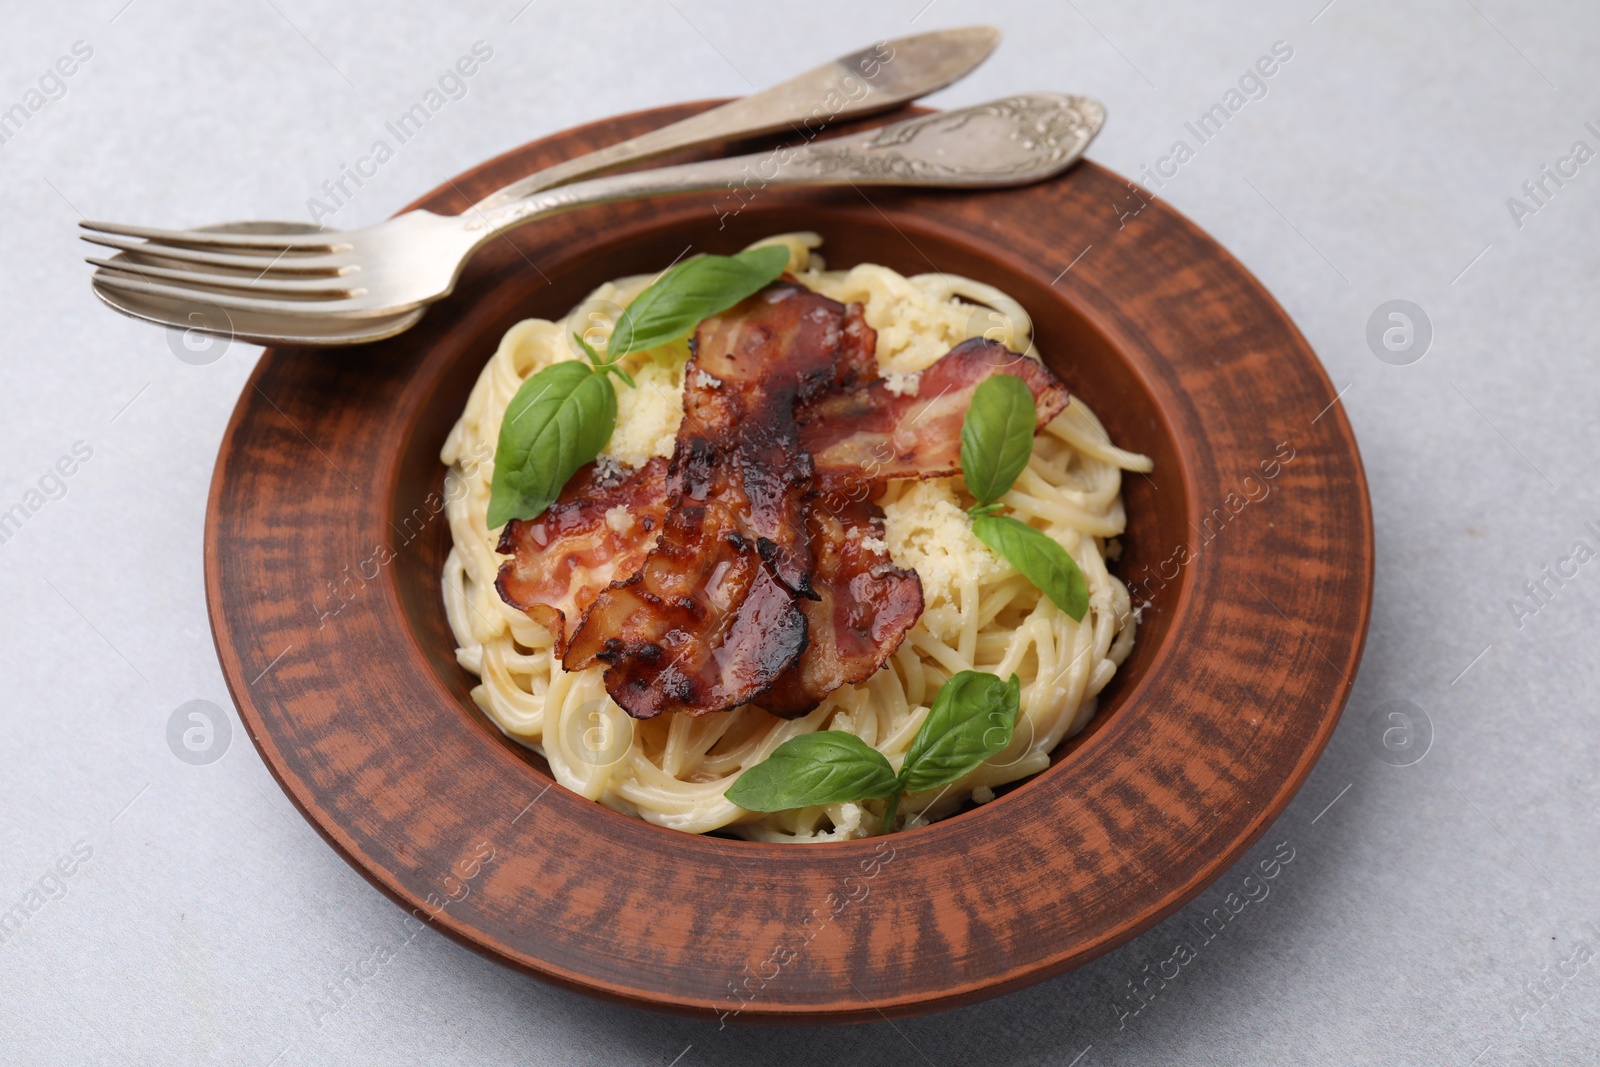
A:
[[85, 257, 364, 298], [92, 269, 380, 317], [80, 233, 353, 274], [79, 220, 349, 252]]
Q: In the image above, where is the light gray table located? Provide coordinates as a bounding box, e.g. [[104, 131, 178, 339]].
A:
[[3, 2, 1595, 1064]]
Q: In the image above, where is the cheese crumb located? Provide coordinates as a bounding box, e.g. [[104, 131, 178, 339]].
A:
[[883, 371, 921, 397], [692, 369, 723, 389], [604, 506, 634, 534], [601, 360, 684, 468], [882, 480, 1008, 630], [859, 535, 888, 555], [857, 282, 967, 371]]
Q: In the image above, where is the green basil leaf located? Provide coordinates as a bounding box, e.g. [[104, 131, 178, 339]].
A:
[[725, 731, 899, 813], [971, 513, 1089, 621], [898, 671, 1021, 794], [609, 245, 789, 359], [961, 373, 1037, 506], [486, 361, 616, 528]]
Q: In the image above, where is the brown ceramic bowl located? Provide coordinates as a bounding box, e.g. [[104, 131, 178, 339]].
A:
[[207, 102, 1373, 1023]]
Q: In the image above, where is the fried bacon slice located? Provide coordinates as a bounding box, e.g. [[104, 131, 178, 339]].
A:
[[798, 337, 1071, 499], [755, 498, 923, 719], [564, 282, 871, 718], [494, 458, 669, 657], [563, 497, 810, 719], [681, 281, 876, 596], [493, 281, 1073, 723]]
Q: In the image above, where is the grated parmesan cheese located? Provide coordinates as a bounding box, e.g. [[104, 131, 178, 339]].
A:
[[604, 506, 634, 534], [858, 289, 966, 371], [601, 360, 684, 468], [882, 371, 921, 397], [882, 480, 1008, 616]]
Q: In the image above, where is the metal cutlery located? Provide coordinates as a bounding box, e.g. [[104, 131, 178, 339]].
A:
[[82, 27, 1001, 346], [85, 91, 1104, 347]]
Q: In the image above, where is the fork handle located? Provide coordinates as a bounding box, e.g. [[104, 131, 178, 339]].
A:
[[470, 27, 998, 213], [464, 94, 1104, 240]]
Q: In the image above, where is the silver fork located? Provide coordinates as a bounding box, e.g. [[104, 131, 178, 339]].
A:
[[80, 26, 999, 348], [83, 93, 1104, 347]]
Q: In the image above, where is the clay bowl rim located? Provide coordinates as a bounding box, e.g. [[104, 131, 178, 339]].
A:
[[206, 99, 1374, 1023]]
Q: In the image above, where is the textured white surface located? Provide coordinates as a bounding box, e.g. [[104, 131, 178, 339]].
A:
[[2, 2, 1598, 1064]]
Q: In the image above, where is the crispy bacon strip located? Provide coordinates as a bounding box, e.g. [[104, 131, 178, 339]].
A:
[[755, 498, 923, 719], [564, 282, 871, 718], [494, 283, 1072, 723], [683, 282, 876, 595], [798, 337, 1071, 499], [494, 458, 669, 657], [562, 498, 809, 718]]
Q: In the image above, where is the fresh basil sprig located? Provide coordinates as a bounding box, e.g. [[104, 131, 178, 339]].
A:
[[573, 333, 635, 388], [960, 374, 1090, 621], [485, 246, 787, 527], [970, 514, 1089, 619], [961, 374, 1037, 507], [609, 245, 789, 359], [723, 732, 900, 814], [486, 355, 617, 529], [898, 671, 1021, 794], [725, 670, 1021, 833]]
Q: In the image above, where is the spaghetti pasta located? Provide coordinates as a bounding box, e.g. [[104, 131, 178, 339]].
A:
[[440, 233, 1152, 841]]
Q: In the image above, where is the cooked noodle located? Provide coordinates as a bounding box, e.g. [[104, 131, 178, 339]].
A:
[[440, 233, 1152, 841]]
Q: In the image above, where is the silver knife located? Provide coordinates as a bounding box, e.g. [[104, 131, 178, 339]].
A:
[[474, 26, 1000, 211]]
